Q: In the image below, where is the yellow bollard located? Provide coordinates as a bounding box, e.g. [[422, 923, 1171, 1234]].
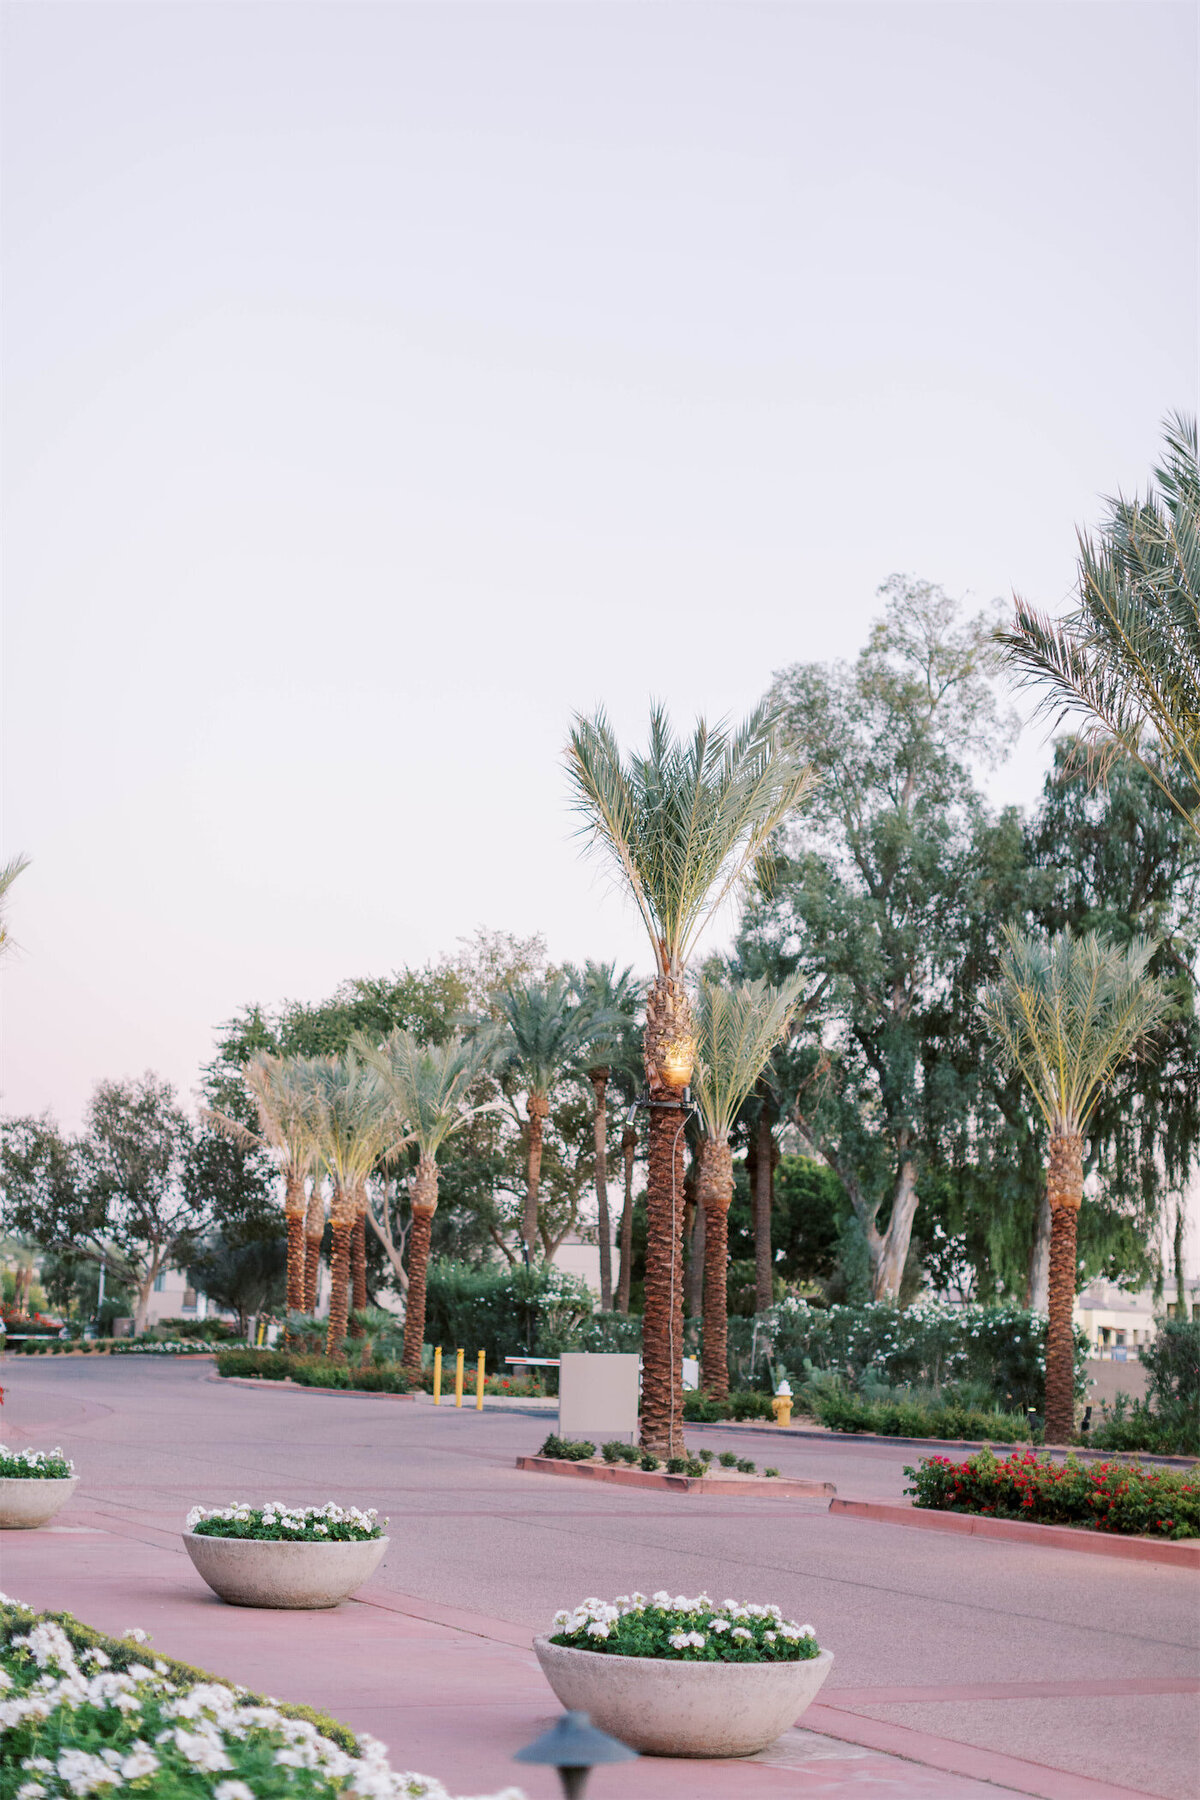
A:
[[433, 1346, 442, 1405], [454, 1348, 465, 1408], [256, 1321, 266, 1347], [475, 1350, 485, 1410]]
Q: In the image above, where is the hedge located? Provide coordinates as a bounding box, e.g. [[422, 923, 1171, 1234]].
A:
[[215, 1347, 411, 1392], [905, 1447, 1199, 1539]]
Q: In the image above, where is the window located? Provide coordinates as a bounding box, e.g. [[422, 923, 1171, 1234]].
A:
[[153, 1272, 166, 1293], [182, 1288, 197, 1312]]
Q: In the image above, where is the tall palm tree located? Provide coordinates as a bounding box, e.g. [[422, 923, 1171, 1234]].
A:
[[303, 1176, 326, 1312], [358, 1027, 502, 1370], [693, 975, 805, 1397], [491, 975, 612, 1262], [201, 1053, 321, 1335], [982, 928, 1170, 1442], [999, 412, 1200, 834], [308, 1052, 394, 1359], [567, 961, 643, 1310], [566, 704, 817, 1453]]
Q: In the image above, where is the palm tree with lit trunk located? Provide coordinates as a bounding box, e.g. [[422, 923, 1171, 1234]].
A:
[[568, 961, 643, 1311], [309, 1053, 393, 1360], [201, 1053, 321, 1340], [982, 928, 1169, 1443], [566, 704, 817, 1454], [694, 975, 805, 1397], [358, 1027, 502, 1370]]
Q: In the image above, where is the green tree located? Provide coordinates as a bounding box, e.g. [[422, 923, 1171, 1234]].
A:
[[1000, 412, 1200, 834], [744, 577, 1014, 1300], [187, 1233, 286, 1337], [359, 1028, 503, 1369], [306, 1054, 393, 1358], [566, 704, 816, 1454], [982, 928, 1170, 1441], [693, 975, 804, 1395]]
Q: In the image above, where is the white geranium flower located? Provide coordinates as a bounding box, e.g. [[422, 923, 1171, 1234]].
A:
[[214, 1784, 256, 1800]]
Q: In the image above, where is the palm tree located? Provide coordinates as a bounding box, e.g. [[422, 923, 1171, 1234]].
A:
[[999, 412, 1200, 834], [568, 961, 643, 1310], [693, 975, 805, 1397], [565, 704, 817, 1453], [308, 1052, 394, 1359], [491, 975, 611, 1263], [302, 1176, 326, 1312], [0, 854, 30, 959], [358, 1027, 502, 1370], [982, 928, 1170, 1442], [201, 1053, 321, 1335]]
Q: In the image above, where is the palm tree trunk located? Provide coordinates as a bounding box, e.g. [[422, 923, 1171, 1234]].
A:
[[641, 1098, 688, 1455], [1044, 1132, 1083, 1443], [1028, 1186, 1052, 1313], [699, 1138, 733, 1397], [325, 1201, 355, 1359], [590, 1069, 613, 1309], [402, 1158, 438, 1371], [349, 1202, 367, 1333], [284, 1173, 307, 1343], [753, 1106, 776, 1314], [524, 1094, 549, 1260], [617, 1125, 637, 1313], [684, 1198, 705, 1320], [303, 1180, 325, 1313]]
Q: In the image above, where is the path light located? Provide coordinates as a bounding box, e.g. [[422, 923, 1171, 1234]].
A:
[[514, 1710, 637, 1799]]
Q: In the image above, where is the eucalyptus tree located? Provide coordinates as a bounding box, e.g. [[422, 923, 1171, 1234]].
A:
[[566, 704, 817, 1454], [982, 928, 1170, 1442], [358, 1027, 502, 1369], [308, 1053, 394, 1358], [693, 975, 805, 1395], [201, 1053, 322, 1330], [567, 961, 643, 1309], [491, 975, 610, 1263], [1000, 412, 1200, 834]]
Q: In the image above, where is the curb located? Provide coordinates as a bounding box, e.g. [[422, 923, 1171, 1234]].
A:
[[829, 1497, 1200, 1567], [515, 1454, 835, 1498], [3, 1350, 218, 1361], [209, 1375, 418, 1401]]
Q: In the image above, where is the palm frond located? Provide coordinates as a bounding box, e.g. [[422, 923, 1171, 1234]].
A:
[[693, 972, 808, 1142], [356, 1027, 505, 1160], [566, 703, 818, 976], [981, 927, 1171, 1135], [0, 853, 30, 957], [490, 974, 623, 1096]]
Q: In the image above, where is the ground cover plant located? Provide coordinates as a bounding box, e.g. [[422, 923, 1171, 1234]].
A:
[[0, 1446, 74, 1479], [0, 1597, 519, 1800], [536, 1434, 595, 1462], [549, 1591, 820, 1662], [905, 1448, 1200, 1539], [13, 1337, 224, 1356], [186, 1502, 385, 1542]]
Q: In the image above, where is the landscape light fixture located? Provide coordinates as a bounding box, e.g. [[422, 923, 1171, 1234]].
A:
[[514, 1710, 637, 1799]]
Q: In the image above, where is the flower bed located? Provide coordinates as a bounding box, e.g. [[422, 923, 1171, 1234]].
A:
[[0, 1597, 520, 1799], [904, 1448, 1200, 1539], [11, 1338, 223, 1356], [187, 1502, 385, 1543], [549, 1591, 820, 1662], [0, 1446, 74, 1480]]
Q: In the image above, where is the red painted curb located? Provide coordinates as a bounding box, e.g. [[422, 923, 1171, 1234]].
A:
[[805, 1703, 1166, 1800], [830, 1497, 1200, 1567], [515, 1454, 835, 1498], [209, 1375, 418, 1401]]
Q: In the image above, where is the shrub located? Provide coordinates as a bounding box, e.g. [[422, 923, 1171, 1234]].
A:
[[216, 1347, 293, 1380], [666, 1456, 687, 1474], [718, 1451, 738, 1468], [601, 1441, 625, 1463], [697, 1448, 714, 1464], [424, 1259, 594, 1375], [807, 1384, 1031, 1443], [538, 1433, 595, 1461], [639, 1453, 660, 1471], [905, 1447, 1200, 1539], [1089, 1392, 1199, 1458], [618, 1444, 640, 1464], [683, 1388, 775, 1423], [549, 1593, 820, 1662], [736, 1458, 756, 1474], [764, 1467, 780, 1478], [684, 1457, 706, 1477], [1141, 1318, 1200, 1414]]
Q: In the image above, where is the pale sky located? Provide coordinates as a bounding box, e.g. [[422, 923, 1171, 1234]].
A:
[[2, 0, 1196, 1131]]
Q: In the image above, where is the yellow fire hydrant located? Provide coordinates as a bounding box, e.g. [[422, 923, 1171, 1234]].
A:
[[771, 1380, 793, 1428]]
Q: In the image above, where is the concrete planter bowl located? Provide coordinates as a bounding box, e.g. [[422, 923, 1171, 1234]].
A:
[[533, 1636, 834, 1757], [0, 1476, 78, 1530], [183, 1532, 389, 1609]]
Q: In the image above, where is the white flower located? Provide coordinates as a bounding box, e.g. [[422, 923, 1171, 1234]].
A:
[[174, 1727, 232, 1771], [120, 1744, 159, 1779], [732, 1627, 753, 1641], [122, 1627, 150, 1643], [585, 1622, 609, 1639], [214, 1784, 256, 1800], [16, 1786, 47, 1800], [668, 1632, 690, 1649]]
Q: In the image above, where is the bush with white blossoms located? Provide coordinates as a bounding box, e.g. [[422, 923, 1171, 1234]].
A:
[[0, 1597, 523, 1800], [0, 1447, 75, 1481], [187, 1503, 385, 1543], [548, 1592, 820, 1663]]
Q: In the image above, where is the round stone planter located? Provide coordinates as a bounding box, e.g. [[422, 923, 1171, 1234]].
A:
[[0, 1476, 78, 1530], [183, 1531, 389, 1609], [533, 1636, 834, 1757]]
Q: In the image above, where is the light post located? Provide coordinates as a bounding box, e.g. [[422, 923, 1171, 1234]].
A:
[[514, 1710, 636, 1799]]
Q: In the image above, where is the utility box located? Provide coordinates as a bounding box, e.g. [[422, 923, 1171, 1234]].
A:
[[558, 1353, 640, 1445]]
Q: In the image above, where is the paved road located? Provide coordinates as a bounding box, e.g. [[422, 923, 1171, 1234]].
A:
[[2, 1357, 1196, 1799]]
